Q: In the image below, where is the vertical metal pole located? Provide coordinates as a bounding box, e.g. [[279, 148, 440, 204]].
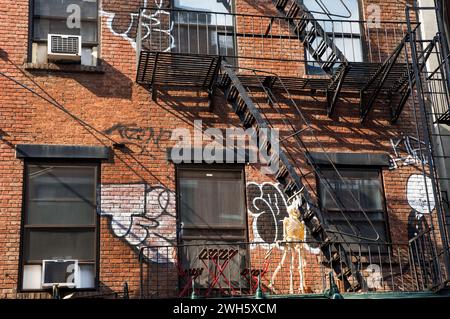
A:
[[406, 6, 450, 280], [435, 0, 450, 91], [136, 8, 142, 71], [139, 248, 143, 299]]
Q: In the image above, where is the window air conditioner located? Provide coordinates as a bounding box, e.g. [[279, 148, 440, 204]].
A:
[[47, 34, 82, 61], [41, 260, 79, 288]]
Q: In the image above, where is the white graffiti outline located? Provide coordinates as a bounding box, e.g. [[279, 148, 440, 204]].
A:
[[248, 182, 284, 247], [407, 174, 435, 215], [100, 0, 174, 50], [99, 183, 176, 263], [389, 135, 428, 170]]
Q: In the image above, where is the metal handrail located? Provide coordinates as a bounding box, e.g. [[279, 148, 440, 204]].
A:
[[137, 6, 416, 72], [138, 236, 444, 298], [138, 6, 412, 25]]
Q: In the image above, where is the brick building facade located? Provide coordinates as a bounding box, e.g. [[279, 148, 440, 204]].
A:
[[0, 0, 449, 299]]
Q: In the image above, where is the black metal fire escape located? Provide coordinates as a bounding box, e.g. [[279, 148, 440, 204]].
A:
[[275, 0, 348, 75], [275, 0, 429, 122], [361, 33, 436, 123], [274, 0, 348, 116], [403, 2, 450, 286], [134, 1, 445, 293]]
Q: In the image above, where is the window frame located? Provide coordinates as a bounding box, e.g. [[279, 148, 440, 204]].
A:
[[175, 164, 249, 243], [18, 160, 100, 292], [29, 0, 100, 51], [316, 166, 391, 248], [175, 164, 249, 292]]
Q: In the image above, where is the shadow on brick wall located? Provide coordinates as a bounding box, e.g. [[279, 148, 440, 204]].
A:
[[80, 60, 133, 100], [25, 59, 133, 100]]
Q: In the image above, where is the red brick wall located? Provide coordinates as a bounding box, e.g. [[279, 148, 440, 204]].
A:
[[0, 0, 442, 298]]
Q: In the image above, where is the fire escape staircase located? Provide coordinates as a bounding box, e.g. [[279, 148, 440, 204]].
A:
[[275, 0, 348, 76], [360, 35, 436, 123], [275, 0, 425, 123], [218, 62, 367, 292]]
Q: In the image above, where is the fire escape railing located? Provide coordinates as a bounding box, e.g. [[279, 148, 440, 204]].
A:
[[139, 236, 442, 298], [425, 50, 450, 124], [137, 7, 410, 69], [136, 7, 416, 121]]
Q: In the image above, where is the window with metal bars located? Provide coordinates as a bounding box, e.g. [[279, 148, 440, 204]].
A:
[[171, 0, 236, 61], [176, 165, 248, 290]]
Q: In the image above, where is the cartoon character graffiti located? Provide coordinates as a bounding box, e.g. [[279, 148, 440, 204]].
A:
[[99, 183, 176, 263], [364, 264, 383, 290], [406, 174, 440, 284], [247, 182, 319, 294], [406, 174, 434, 240], [247, 182, 320, 254]]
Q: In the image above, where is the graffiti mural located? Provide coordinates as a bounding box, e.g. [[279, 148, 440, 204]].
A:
[[407, 174, 434, 240], [99, 183, 176, 263], [389, 135, 428, 169], [100, 0, 174, 50], [246, 182, 320, 254], [364, 264, 383, 289], [103, 123, 171, 156]]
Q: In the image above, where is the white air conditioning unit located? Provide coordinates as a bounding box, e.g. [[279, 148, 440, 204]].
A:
[[42, 260, 79, 288], [47, 34, 82, 61]]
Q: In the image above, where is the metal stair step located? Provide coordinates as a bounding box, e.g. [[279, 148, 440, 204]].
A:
[[293, 17, 308, 35], [283, 179, 298, 196], [312, 224, 323, 236], [275, 164, 289, 184], [286, 2, 301, 18], [302, 209, 315, 222], [312, 40, 329, 60], [243, 111, 256, 128], [276, 0, 289, 10]]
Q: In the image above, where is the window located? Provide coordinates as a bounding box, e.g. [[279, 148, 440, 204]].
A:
[[318, 168, 389, 252], [21, 164, 98, 290], [177, 166, 247, 291], [172, 0, 236, 59], [177, 167, 246, 240], [31, 0, 99, 65], [304, 0, 363, 74]]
